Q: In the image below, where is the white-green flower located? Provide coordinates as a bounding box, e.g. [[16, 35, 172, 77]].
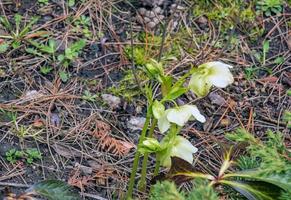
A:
[[189, 61, 234, 97], [160, 136, 198, 168], [156, 105, 206, 133]]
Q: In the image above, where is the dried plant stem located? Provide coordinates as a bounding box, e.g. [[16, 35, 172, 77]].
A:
[[125, 110, 152, 200]]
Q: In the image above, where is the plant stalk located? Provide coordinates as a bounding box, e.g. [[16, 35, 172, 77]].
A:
[[125, 110, 152, 200], [138, 119, 158, 191]]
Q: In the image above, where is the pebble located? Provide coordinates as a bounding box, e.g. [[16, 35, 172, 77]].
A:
[[146, 11, 155, 18], [153, 6, 162, 14], [138, 8, 147, 16], [144, 17, 151, 23], [101, 94, 121, 109], [127, 116, 146, 130], [147, 21, 156, 28]]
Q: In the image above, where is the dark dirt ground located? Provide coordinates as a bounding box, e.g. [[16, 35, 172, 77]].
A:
[[0, 0, 290, 199]]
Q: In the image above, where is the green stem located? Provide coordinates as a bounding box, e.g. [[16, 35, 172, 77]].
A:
[[125, 110, 152, 200], [153, 155, 160, 176], [138, 118, 158, 191]]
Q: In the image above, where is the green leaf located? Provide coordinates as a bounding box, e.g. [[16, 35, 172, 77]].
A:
[[152, 157, 214, 185], [220, 180, 284, 200], [138, 138, 163, 154], [263, 41, 270, 55], [59, 71, 69, 82], [163, 87, 188, 101], [28, 180, 80, 200], [68, 0, 75, 7], [0, 42, 9, 53], [150, 181, 185, 200], [152, 100, 165, 119], [225, 170, 291, 192], [161, 76, 173, 97], [273, 57, 284, 64]]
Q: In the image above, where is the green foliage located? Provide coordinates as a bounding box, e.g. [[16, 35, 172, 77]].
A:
[[256, 0, 283, 16], [82, 90, 98, 102], [125, 46, 148, 66], [0, 42, 9, 53], [28, 180, 80, 200], [40, 66, 53, 75], [73, 15, 92, 38], [25, 148, 42, 164], [6, 149, 24, 164], [226, 129, 291, 174], [150, 181, 185, 200], [38, 0, 48, 5], [187, 179, 219, 200], [150, 179, 219, 200], [237, 155, 260, 170], [59, 71, 69, 82], [5, 148, 42, 164], [58, 39, 86, 67], [0, 14, 39, 51]]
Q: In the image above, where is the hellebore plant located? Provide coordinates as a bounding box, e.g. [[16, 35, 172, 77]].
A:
[[125, 60, 234, 199]]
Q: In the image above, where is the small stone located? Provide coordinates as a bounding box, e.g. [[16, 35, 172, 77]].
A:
[[136, 15, 144, 24], [127, 116, 146, 130], [158, 15, 164, 20], [176, 5, 185, 10], [171, 4, 177, 9], [144, 17, 151, 23], [101, 94, 121, 109], [146, 11, 155, 18], [153, 17, 159, 24], [138, 8, 147, 16], [147, 21, 156, 28], [153, 6, 162, 14], [197, 16, 208, 25]]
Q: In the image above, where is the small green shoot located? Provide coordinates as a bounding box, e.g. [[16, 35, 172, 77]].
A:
[[82, 90, 98, 102], [5, 148, 42, 164], [40, 66, 53, 75]]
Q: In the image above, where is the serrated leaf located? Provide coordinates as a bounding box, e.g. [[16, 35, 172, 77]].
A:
[[220, 180, 283, 200], [224, 170, 291, 191], [28, 180, 80, 200]]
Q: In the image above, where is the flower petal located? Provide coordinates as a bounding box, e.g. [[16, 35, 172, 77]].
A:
[[184, 105, 206, 123], [189, 73, 212, 97], [166, 107, 192, 127], [206, 62, 234, 88], [171, 136, 197, 164], [158, 113, 170, 133], [176, 136, 198, 154]]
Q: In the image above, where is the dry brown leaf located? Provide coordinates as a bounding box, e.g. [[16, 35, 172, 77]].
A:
[[92, 120, 135, 156]]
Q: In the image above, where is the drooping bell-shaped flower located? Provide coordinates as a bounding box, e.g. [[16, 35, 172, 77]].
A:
[[160, 135, 198, 168], [155, 104, 206, 133], [189, 61, 234, 97]]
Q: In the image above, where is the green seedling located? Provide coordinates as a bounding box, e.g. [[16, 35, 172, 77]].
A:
[[27, 39, 57, 60], [73, 15, 92, 38], [6, 149, 24, 164], [5, 148, 42, 164], [57, 39, 86, 67], [256, 0, 283, 16], [0, 14, 43, 52], [25, 148, 42, 164], [82, 90, 98, 102], [40, 66, 53, 75]]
